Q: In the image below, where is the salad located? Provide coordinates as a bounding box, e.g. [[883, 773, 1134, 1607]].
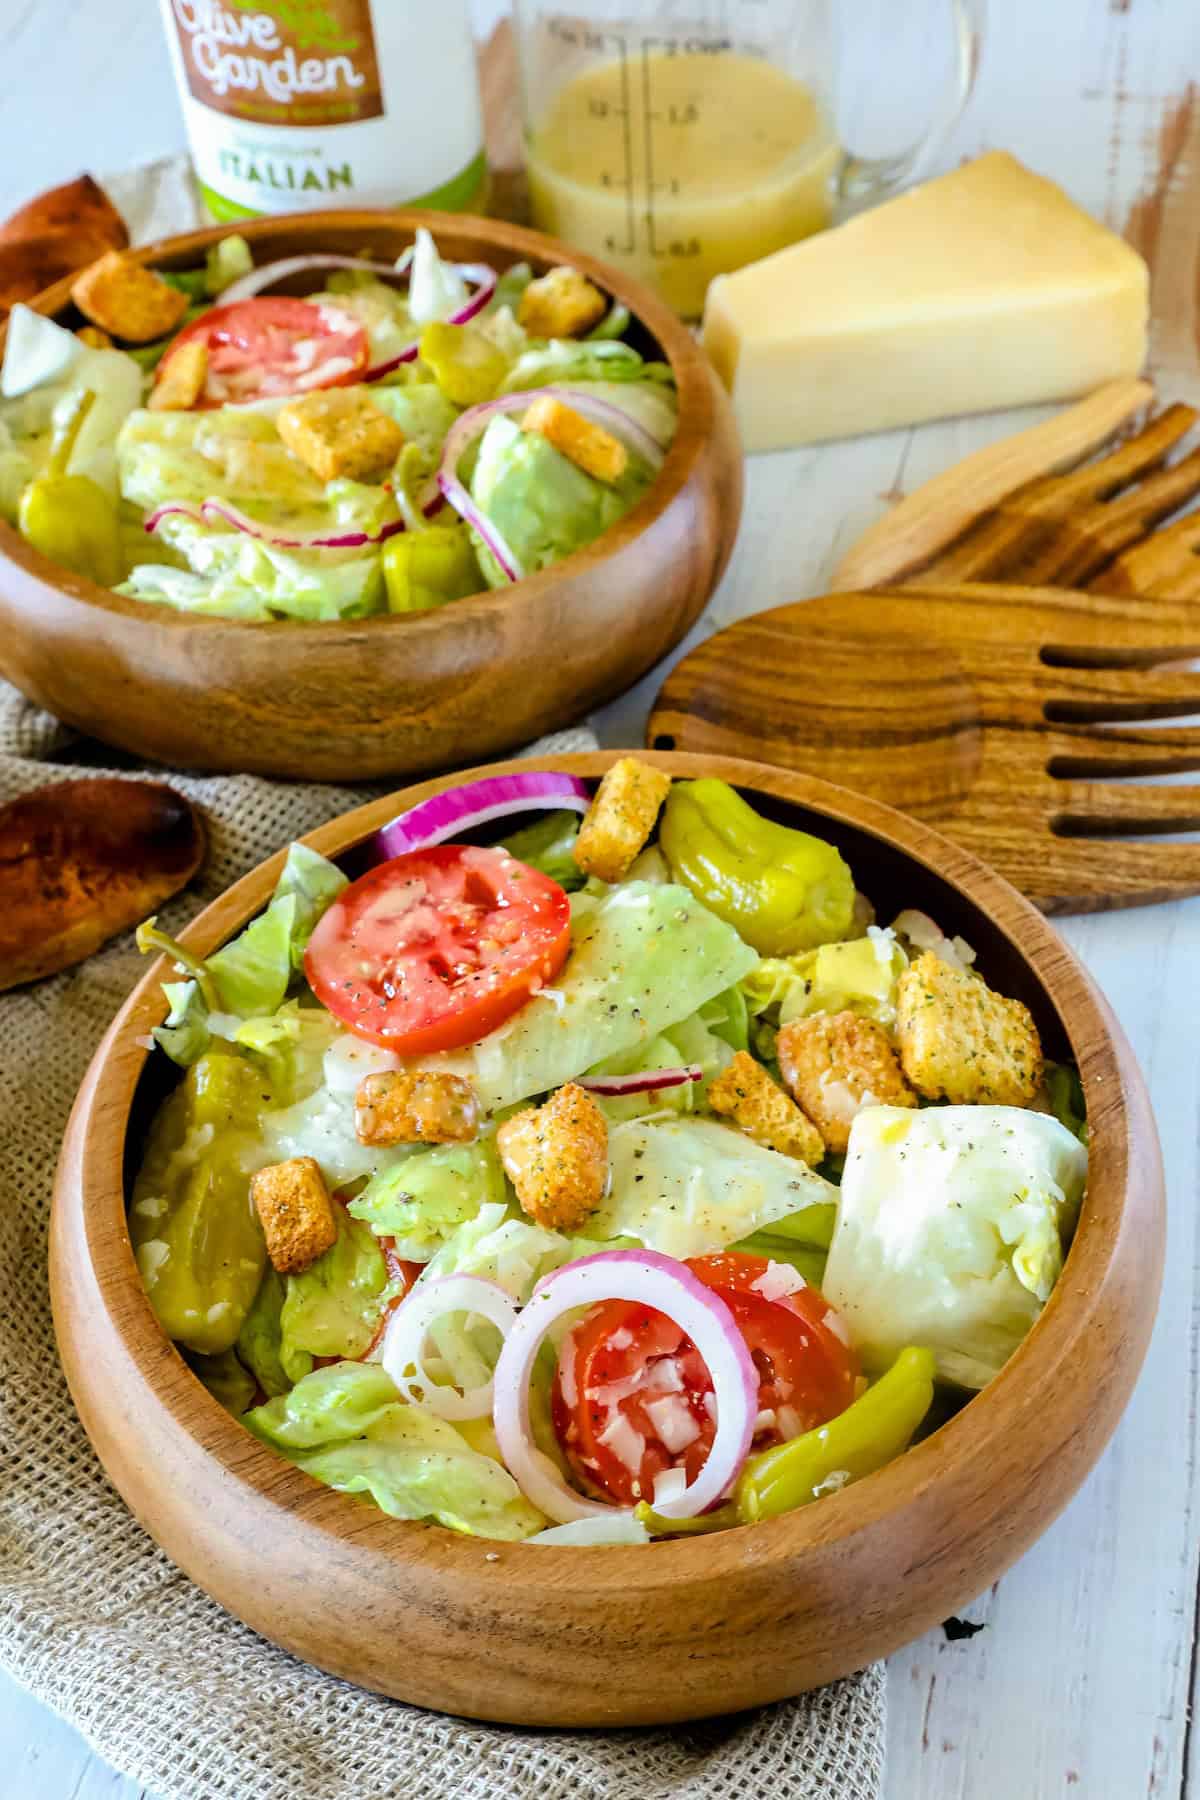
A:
[[0, 232, 675, 620], [130, 763, 1088, 1546]]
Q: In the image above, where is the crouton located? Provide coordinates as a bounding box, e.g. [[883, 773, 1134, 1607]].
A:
[[76, 325, 112, 350], [70, 250, 189, 343], [149, 340, 209, 412], [517, 265, 608, 339], [573, 757, 672, 883], [522, 394, 628, 485], [895, 950, 1043, 1106], [276, 387, 404, 483], [251, 1156, 338, 1276], [355, 1069, 480, 1146], [708, 1050, 825, 1165], [777, 1011, 916, 1153], [496, 1082, 608, 1232]]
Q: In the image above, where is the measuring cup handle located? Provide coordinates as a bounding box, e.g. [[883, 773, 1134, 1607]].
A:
[[837, 0, 987, 209]]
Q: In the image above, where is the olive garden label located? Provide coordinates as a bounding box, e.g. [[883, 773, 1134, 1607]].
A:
[[158, 0, 486, 219], [168, 0, 383, 127]]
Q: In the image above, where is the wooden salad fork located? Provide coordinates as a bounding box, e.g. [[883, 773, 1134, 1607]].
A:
[[830, 381, 1200, 599], [648, 582, 1200, 912]]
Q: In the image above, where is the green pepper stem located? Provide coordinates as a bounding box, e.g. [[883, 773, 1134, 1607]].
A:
[[633, 1501, 739, 1537], [136, 916, 221, 1012]]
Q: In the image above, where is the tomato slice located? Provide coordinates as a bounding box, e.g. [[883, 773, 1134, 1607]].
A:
[[304, 844, 572, 1056], [551, 1251, 859, 1507], [154, 296, 368, 408]]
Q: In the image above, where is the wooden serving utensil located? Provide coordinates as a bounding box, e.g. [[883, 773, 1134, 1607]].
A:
[[830, 383, 1200, 598], [0, 777, 205, 988], [648, 583, 1200, 913]]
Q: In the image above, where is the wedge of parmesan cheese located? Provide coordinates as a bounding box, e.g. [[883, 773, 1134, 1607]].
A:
[[702, 152, 1149, 452]]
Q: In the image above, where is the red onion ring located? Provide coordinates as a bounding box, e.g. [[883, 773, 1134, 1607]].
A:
[[578, 1065, 703, 1097], [436, 386, 667, 582], [219, 253, 406, 304], [373, 771, 591, 861], [381, 1273, 517, 1421], [492, 1250, 759, 1525], [144, 491, 439, 552]]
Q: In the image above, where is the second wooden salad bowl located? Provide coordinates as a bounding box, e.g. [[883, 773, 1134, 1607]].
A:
[[0, 214, 740, 780], [51, 752, 1162, 1726]]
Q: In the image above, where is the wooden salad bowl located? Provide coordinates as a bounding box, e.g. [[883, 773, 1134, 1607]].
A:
[[0, 216, 741, 780], [51, 752, 1163, 1726]]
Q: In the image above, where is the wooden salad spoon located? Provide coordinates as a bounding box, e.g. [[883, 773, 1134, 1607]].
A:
[[648, 582, 1200, 913]]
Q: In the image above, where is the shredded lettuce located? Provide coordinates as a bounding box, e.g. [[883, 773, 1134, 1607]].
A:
[[406, 227, 469, 326], [187, 1347, 256, 1416], [590, 1116, 838, 1259], [1042, 1061, 1088, 1144], [245, 1360, 546, 1538], [498, 809, 585, 890], [499, 337, 651, 392], [401, 879, 758, 1112], [141, 842, 347, 1067], [237, 1265, 305, 1396], [0, 308, 142, 500], [272, 842, 349, 967], [278, 1208, 394, 1367], [348, 1140, 509, 1260], [742, 929, 908, 1028], [418, 1200, 630, 1302], [368, 382, 461, 458]]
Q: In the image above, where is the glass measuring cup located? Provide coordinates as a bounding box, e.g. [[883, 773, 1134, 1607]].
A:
[[515, 0, 986, 315]]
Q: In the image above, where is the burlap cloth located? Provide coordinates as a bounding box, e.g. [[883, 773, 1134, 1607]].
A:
[[0, 160, 887, 1800]]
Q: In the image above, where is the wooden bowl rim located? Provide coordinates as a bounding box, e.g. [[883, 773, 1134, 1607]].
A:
[[0, 208, 719, 638], [63, 749, 1145, 1592]]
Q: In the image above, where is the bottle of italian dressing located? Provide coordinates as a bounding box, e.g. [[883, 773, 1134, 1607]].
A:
[[158, 0, 487, 220]]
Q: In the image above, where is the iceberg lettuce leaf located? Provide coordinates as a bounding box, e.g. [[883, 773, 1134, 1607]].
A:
[[237, 1265, 306, 1396], [245, 1360, 546, 1539], [468, 409, 658, 587], [821, 1104, 1088, 1388], [402, 879, 758, 1112], [278, 1207, 391, 1366], [348, 1139, 508, 1259], [591, 1116, 837, 1259]]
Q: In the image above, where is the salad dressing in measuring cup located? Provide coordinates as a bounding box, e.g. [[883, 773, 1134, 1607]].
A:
[[526, 46, 839, 317], [516, 1, 986, 316]]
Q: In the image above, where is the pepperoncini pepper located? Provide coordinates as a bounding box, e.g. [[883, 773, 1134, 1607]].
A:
[[418, 321, 508, 407], [381, 523, 481, 612], [129, 1049, 271, 1356], [735, 1347, 937, 1523], [659, 779, 856, 956], [17, 388, 123, 586]]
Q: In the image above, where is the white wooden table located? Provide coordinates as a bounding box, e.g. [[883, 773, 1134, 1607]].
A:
[[2, 1, 1198, 1795]]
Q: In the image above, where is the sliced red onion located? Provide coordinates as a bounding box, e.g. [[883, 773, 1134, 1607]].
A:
[[219, 253, 406, 304], [435, 386, 665, 583], [144, 500, 206, 534], [579, 1064, 703, 1098], [374, 770, 592, 861], [381, 1273, 517, 1421], [144, 492, 437, 551], [492, 1249, 759, 1525]]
